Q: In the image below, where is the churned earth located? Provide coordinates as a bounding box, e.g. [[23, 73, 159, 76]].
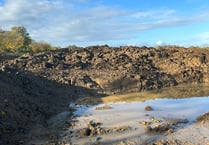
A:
[[2, 45, 209, 94], [1, 46, 209, 144]]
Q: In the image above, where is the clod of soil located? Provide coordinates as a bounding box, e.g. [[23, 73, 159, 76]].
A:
[[146, 123, 174, 135], [196, 112, 209, 122], [164, 118, 189, 125], [141, 117, 188, 135], [95, 105, 112, 110], [75, 120, 131, 138], [147, 138, 182, 145], [145, 105, 153, 111]]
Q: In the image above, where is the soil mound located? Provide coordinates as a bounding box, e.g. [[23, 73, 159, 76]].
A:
[[1, 45, 209, 144], [0, 67, 97, 144], [2, 46, 209, 94]]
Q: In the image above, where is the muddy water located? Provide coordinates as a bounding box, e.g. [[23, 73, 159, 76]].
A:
[[69, 96, 209, 144]]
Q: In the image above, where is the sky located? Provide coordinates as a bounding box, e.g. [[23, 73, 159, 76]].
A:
[[1, 0, 209, 47]]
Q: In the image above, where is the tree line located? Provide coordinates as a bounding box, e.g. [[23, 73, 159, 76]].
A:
[[0, 26, 54, 53]]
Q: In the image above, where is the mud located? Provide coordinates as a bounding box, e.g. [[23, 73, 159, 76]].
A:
[[95, 105, 113, 110], [146, 138, 183, 145], [145, 105, 153, 111], [140, 117, 188, 135], [75, 120, 131, 138], [196, 112, 209, 122]]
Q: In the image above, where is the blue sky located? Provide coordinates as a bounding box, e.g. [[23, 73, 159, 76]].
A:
[[0, 0, 209, 47]]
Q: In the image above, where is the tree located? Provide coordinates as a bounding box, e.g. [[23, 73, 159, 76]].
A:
[[30, 41, 53, 52], [11, 26, 32, 52], [67, 45, 78, 50], [4, 32, 24, 52], [0, 29, 25, 52], [0, 26, 55, 53], [0, 28, 5, 33], [0, 33, 5, 52]]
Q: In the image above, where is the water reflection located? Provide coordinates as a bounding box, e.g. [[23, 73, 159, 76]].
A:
[[144, 96, 209, 121], [72, 96, 209, 144], [74, 96, 209, 125], [71, 84, 209, 144]]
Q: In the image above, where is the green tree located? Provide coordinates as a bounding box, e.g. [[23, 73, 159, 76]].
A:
[[0, 26, 55, 53], [11, 26, 32, 52]]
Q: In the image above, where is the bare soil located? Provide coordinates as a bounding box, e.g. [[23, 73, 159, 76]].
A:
[[0, 67, 101, 145], [196, 112, 209, 122], [1, 46, 209, 144]]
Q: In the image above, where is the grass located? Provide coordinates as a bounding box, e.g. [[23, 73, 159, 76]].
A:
[[75, 83, 209, 105]]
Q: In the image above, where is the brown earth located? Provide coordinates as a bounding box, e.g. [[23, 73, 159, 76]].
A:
[[74, 120, 130, 138], [196, 112, 209, 122], [0, 45, 209, 144], [0, 67, 101, 144], [2, 45, 209, 94]]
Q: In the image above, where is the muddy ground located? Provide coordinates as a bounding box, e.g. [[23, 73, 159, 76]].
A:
[[1, 46, 209, 145], [1, 67, 209, 145], [0, 67, 102, 145], [67, 102, 209, 145]]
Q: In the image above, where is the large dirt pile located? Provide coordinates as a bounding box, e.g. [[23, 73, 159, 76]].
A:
[[0, 67, 97, 144], [1, 45, 209, 144], [2, 46, 209, 94]]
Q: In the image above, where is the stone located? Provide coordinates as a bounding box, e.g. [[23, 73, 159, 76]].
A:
[[145, 105, 153, 111]]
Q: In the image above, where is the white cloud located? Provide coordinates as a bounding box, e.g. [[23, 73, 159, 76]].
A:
[[0, 0, 64, 29], [0, 0, 209, 46], [131, 9, 176, 19], [156, 41, 163, 46]]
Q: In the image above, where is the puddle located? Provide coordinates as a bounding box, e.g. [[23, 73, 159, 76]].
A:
[[74, 96, 209, 122], [68, 96, 209, 144]]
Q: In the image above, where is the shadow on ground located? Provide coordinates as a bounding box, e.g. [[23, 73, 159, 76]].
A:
[[0, 66, 104, 145]]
